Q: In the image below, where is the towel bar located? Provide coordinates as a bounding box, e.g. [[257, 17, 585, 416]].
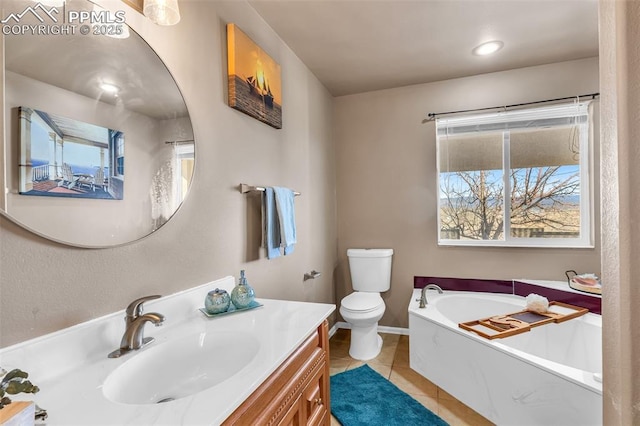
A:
[[239, 183, 301, 196]]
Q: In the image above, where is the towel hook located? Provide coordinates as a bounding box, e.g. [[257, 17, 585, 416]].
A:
[[304, 270, 322, 281]]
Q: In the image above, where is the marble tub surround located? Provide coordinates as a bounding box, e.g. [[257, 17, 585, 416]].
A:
[[409, 289, 602, 425], [514, 279, 601, 314], [0, 276, 335, 425], [414, 276, 601, 314], [414, 276, 513, 294]]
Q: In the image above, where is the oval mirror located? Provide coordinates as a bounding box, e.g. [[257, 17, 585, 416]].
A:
[[0, 0, 194, 248]]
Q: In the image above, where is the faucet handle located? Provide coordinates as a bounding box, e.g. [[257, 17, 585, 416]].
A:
[[125, 295, 162, 318]]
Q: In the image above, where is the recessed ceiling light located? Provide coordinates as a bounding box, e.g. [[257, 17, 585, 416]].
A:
[[472, 41, 504, 56], [100, 83, 120, 94]]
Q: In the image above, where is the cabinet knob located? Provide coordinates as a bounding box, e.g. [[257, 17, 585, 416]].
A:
[[314, 398, 323, 406]]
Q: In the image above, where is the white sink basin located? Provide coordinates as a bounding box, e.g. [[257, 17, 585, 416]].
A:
[[102, 331, 259, 405]]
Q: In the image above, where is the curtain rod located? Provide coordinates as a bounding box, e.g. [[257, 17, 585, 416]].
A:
[[427, 92, 599, 120]]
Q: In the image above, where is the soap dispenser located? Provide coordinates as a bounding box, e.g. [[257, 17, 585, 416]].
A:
[[231, 270, 255, 309]]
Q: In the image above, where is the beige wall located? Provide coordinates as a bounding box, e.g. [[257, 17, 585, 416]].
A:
[[334, 57, 601, 328], [0, 0, 337, 347], [599, 1, 640, 423]]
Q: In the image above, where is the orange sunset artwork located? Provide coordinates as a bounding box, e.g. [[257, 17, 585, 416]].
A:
[[227, 23, 282, 129]]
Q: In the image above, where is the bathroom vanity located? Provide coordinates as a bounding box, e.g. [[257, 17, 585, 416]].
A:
[[0, 277, 335, 425], [223, 321, 329, 425]]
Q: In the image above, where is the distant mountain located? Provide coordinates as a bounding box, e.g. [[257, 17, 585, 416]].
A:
[[441, 195, 580, 207]]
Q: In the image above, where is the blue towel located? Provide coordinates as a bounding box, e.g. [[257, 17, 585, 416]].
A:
[[262, 187, 281, 259], [273, 187, 296, 255]]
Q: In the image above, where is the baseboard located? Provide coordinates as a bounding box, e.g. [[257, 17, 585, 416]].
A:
[[333, 321, 409, 336], [378, 325, 410, 335], [335, 321, 350, 330], [329, 323, 340, 338]]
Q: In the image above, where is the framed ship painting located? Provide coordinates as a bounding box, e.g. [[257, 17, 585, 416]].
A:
[[227, 23, 282, 129], [18, 107, 123, 200]]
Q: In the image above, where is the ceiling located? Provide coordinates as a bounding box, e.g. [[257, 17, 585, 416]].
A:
[[249, 0, 599, 97]]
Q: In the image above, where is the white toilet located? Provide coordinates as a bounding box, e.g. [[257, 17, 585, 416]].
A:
[[340, 248, 393, 361]]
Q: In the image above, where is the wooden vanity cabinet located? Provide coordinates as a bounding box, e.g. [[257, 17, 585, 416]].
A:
[[222, 320, 331, 426]]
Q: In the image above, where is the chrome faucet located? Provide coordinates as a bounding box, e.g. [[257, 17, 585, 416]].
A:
[[108, 295, 165, 358], [416, 284, 444, 308]]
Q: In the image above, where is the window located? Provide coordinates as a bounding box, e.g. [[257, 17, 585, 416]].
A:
[[174, 142, 194, 205], [436, 102, 593, 247], [112, 131, 124, 177]]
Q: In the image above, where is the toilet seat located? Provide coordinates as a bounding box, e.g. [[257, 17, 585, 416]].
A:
[[341, 292, 383, 314]]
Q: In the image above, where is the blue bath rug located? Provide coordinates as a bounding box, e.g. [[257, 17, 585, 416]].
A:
[[330, 364, 449, 426]]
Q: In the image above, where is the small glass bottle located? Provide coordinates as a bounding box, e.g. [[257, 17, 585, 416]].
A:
[[231, 270, 255, 309]]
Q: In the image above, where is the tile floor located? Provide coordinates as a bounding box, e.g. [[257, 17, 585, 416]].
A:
[[329, 329, 494, 426]]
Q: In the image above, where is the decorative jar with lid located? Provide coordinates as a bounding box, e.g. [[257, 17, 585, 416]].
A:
[[205, 288, 231, 314]]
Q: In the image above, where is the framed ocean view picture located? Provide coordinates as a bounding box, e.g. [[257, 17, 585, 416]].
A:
[[227, 23, 282, 129], [18, 107, 124, 200]]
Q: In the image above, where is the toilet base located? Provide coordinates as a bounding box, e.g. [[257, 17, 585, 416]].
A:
[[348, 325, 383, 361]]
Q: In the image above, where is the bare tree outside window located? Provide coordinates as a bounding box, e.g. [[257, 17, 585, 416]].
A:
[[440, 170, 504, 240], [510, 166, 580, 237], [440, 166, 580, 241]]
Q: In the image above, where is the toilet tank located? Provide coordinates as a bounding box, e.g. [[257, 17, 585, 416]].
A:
[[347, 249, 394, 292]]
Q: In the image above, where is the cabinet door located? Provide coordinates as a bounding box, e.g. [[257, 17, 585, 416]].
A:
[[278, 396, 303, 426], [223, 321, 330, 426], [303, 362, 329, 426]]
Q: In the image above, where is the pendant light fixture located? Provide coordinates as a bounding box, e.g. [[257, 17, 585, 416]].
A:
[[143, 0, 181, 26]]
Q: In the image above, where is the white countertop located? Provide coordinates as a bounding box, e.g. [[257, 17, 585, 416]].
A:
[[0, 276, 335, 425]]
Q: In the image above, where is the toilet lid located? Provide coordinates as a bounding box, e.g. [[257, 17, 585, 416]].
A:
[[341, 292, 383, 313]]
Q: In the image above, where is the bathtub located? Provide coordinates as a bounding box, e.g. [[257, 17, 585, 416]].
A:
[[408, 290, 602, 426]]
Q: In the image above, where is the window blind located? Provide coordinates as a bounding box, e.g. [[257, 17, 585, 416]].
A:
[[436, 102, 591, 136]]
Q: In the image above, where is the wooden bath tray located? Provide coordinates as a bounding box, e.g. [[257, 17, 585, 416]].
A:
[[458, 301, 588, 340]]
